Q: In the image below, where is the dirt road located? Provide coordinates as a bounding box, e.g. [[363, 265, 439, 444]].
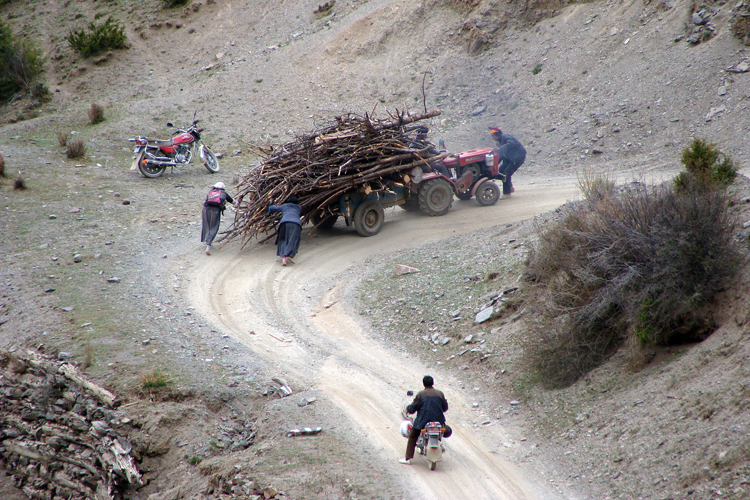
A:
[[187, 179, 580, 500]]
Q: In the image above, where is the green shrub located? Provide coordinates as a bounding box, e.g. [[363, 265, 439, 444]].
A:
[[675, 138, 737, 191], [532, 63, 542, 75], [67, 17, 126, 58], [0, 20, 44, 100], [523, 178, 741, 387], [140, 368, 174, 389]]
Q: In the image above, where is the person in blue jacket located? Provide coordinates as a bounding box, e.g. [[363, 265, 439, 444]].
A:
[[400, 375, 448, 464], [489, 126, 526, 197], [269, 197, 302, 266]]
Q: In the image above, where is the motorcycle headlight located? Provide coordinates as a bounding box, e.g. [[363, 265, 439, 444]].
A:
[[484, 153, 494, 166]]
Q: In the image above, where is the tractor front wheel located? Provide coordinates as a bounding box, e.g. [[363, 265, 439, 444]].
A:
[[476, 181, 500, 206]]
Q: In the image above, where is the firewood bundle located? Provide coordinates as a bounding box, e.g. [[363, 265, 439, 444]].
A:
[[0, 350, 142, 500], [223, 108, 443, 244]]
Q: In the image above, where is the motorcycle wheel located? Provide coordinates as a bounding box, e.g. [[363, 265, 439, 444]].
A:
[[202, 146, 220, 173], [138, 152, 166, 178]]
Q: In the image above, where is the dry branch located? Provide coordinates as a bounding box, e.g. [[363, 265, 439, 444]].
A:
[[223, 108, 443, 245]]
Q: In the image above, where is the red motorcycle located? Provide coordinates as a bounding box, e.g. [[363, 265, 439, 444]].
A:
[[129, 116, 219, 178]]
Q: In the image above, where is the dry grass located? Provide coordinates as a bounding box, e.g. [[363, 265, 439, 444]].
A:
[[66, 139, 86, 159], [56, 131, 69, 147], [87, 103, 104, 124]]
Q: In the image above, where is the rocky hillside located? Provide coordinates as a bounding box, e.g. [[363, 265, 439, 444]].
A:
[[1, 0, 749, 499]]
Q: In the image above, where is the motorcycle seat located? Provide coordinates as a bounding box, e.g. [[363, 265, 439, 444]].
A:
[[142, 137, 174, 145]]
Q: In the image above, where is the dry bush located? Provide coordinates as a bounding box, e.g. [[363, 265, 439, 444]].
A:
[[13, 177, 25, 190], [0, 152, 4, 177], [87, 103, 104, 124], [66, 138, 86, 159], [56, 131, 69, 147], [733, 12, 750, 46], [523, 179, 742, 388]]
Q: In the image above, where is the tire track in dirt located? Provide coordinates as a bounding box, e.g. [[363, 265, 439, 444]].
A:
[[188, 180, 580, 499]]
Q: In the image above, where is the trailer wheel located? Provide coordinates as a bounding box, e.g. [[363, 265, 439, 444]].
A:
[[418, 178, 453, 216], [312, 213, 339, 230], [400, 196, 420, 212], [353, 200, 384, 237], [476, 181, 500, 206]]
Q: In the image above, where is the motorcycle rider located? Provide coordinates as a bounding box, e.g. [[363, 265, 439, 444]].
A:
[[409, 126, 452, 179], [399, 375, 448, 464], [489, 126, 526, 197]]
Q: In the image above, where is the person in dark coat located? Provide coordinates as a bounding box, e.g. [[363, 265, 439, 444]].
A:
[[269, 197, 302, 266], [201, 181, 234, 255], [400, 375, 449, 464], [410, 126, 452, 179], [489, 126, 526, 197]]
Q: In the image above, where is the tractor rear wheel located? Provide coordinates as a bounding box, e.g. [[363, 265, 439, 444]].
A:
[[353, 200, 384, 237], [418, 178, 453, 216]]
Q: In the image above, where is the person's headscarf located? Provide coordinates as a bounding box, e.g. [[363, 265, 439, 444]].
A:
[[488, 126, 502, 136], [213, 181, 226, 189], [286, 196, 299, 204]]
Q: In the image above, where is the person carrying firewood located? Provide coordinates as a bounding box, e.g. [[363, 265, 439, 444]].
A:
[[489, 126, 526, 198], [201, 181, 234, 255], [409, 126, 452, 179], [269, 197, 302, 266]]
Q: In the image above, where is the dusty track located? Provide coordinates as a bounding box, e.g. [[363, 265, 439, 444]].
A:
[[187, 180, 580, 500]]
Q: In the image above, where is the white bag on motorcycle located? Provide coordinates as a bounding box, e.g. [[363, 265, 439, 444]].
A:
[[399, 420, 413, 438]]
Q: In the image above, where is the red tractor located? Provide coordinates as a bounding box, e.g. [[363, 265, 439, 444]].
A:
[[441, 147, 505, 206]]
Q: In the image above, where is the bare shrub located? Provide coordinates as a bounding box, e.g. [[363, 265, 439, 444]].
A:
[[56, 131, 69, 147], [523, 179, 742, 388], [13, 178, 25, 190], [66, 138, 86, 159], [0, 153, 5, 177], [87, 103, 104, 124], [733, 11, 750, 46]]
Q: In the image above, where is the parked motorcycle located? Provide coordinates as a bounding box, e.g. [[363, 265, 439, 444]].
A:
[[401, 390, 447, 470], [129, 115, 219, 178]]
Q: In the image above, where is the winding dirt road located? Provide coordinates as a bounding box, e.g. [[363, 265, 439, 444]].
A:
[[188, 179, 580, 500]]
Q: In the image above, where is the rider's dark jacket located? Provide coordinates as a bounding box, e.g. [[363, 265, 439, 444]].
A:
[[407, 387, 448, 430]]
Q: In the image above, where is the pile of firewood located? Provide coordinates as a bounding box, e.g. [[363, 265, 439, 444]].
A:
[[223, 108, 443, 244], [0, 350, 141, 500]]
